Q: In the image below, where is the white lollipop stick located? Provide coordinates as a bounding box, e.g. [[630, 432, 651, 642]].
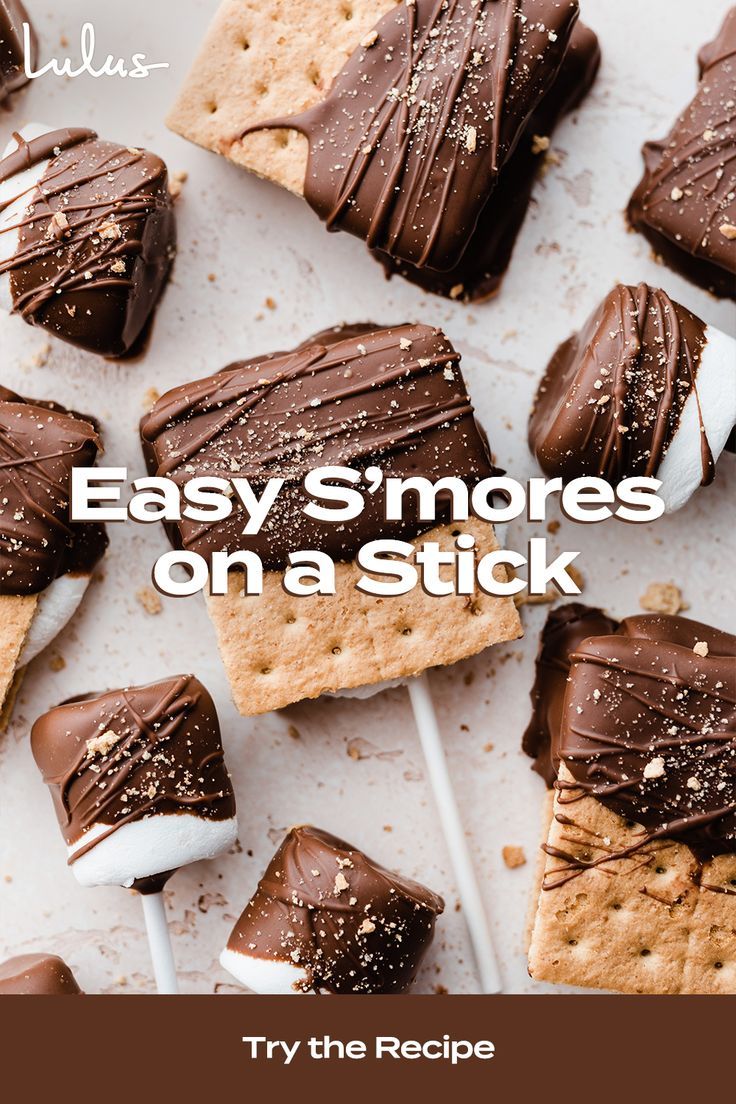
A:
[[140, 892, 179, 995], [407, 673, 503, 994]]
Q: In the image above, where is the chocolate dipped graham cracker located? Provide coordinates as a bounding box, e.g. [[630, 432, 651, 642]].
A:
[[221, 825, 444, 994], [0, 125, 176, 356], [527, 613, 736, 994], [0, 1, 34, 105], [0, 385, 107, 726], [628, 8, 736, 299], [140, 323, 522, 715], [528, 283, 736, 513], [377, 20, 601, 301], [168, 0, 592, 299], [522, 602, 620, 787]]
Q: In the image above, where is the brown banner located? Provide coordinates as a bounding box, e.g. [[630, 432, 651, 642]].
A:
[[1, 994, 733, 1094]]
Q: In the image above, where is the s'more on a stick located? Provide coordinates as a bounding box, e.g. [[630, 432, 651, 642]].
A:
[[0, 386, 107, 728], [140, 322, 522, 714], [141, 322, 522, 992], [526, 611, 736, 995], [167, 0, 599, 301]]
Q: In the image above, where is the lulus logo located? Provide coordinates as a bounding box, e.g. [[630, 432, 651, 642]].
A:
[[23, 22, 170, 80]]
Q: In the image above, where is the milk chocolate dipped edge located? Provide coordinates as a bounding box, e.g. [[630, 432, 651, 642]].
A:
[[528, 283, 712, 485], [30, 675, 237, 872], [0, 127, 176, 356], [376, 20, 601, 301], [627, 9, 736, 299], [225, 825, 444, 994], [0, 953, 82, 995], [140, 322, 496, 570], [0, 1, 35, 103], [523, 603, 620, 787], [554, 614, 736, 865], [240, 0, 580, 274], [0, 385, 108, 595]]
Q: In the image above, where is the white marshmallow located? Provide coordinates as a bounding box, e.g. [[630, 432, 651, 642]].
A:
[[331, 677, 408, 700], [18, 574, 90, 666], [219, 948, 312, 995], [657, 325, 736, 513], [68, 813, 238, 889], [0, 123, 56, 309]]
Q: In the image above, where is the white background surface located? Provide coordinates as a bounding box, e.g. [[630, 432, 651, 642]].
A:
[[0, 0, 733, 995]]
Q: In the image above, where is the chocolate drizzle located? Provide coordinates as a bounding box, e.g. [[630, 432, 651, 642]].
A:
[[0, 128, 176, 356], [555, 614, 736, 861], [0, 386, 107, 595], [0, 1, 34, 104], [31, 676, 236, 880], [523, 603, 620, 787], [376, 20, 601, 300], [140, 323, 495, 569], [225, 825, 444, 994], [241, 0, 579, 273], [0, 953, 82, 995], [628, 9, 736, 299], [528, 283, 712, 485]]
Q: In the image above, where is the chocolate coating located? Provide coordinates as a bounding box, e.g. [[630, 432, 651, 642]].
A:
[[0, 1, 34, 104], [0, 385, 107, 595], [225, 825, 444, 994], [0, 128, 176, 356], [558, 614, 736, 858], [528, 283, 711, 484], [244, 0, 579, 273], [31, 675, 236, 887], [523, 603, 620, 787], [376, 21, 601, 301], [140, 323, 495, 569], [628, 9, 736, 299], [0, 953, 82, 995]]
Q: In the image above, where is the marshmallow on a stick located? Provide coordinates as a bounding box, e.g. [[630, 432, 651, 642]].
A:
[[0, 953, 82, 995], [0, 385, 107, 726], [31, 675, 238, 892], [221, 825, 444, 994], [167, 0, 589, 299], [528, 283, 736, 512], [0, 125, 176, 356], [528, 614, 736, 994], [140, 323, 522, 715]]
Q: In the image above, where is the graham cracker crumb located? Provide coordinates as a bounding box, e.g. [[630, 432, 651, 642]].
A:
[[502, 845, 526, 869], [142, 387, 161, 410], [640, 582, 687, 616], [137, 588, 163, 616]]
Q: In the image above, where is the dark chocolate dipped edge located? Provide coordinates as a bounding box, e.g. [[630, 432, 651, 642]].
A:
[[552, 614, 736, 870], [523, 603, 620, 787]]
